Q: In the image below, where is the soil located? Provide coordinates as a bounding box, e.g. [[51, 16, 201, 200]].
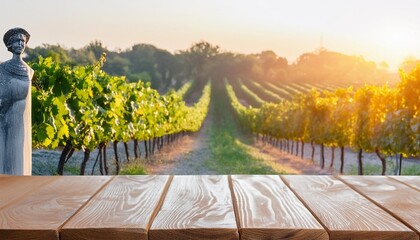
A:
[[144, 116, 216, 175]]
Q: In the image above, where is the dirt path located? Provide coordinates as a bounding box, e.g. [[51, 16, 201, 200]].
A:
[[145, 132, 331, 175], [145, 114, 216, 175], [145, 118, 331, 175], [250, 141, 332, 175]]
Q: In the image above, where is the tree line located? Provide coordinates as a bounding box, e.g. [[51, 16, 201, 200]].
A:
[[24, 41, 401, 95]]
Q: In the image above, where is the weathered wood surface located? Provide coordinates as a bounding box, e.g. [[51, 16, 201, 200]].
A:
[[339, 176, 420, 236], [389, 176, 420, 191], [0, 175, 419, 240], [281, 175, 418, 240], [0, 176, 54, 209], [149, 175, 238, 240], [61, 175, 170, 240], [0, 176, 111, 240], [231, 175, 328, 240]]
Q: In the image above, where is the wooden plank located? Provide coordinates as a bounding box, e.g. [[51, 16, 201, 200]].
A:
[[0, 176, 111, 240], [61, 175, 170, 240], [389, 176, 420, 191], [0, 176, 56, 210], [339, 176, 420, 236], [149, 175, 238, 240], [282, 175, 418, 240], [231, 175, 328, 240]]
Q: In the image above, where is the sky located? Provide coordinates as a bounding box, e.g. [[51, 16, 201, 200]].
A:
[[1, 0, 420, 71]]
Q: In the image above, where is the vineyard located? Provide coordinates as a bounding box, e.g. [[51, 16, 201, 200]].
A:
[[31, 55, 211, 175], [226, 69, 420, 175], [30, 53, 420, 176]]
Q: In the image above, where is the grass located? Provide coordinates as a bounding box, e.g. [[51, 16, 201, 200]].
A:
[[119, 160, 147, 175], [349, 159, 420, 175], [32, 153, 80, 175], [402, 164, 420, 175], [32, 160, 57, 175], [64, 164, 81, 175], [204, 81, 279, 174], [205, 128, 277, 174]]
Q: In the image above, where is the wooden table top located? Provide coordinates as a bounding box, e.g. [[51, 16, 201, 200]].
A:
[[0, 175, 418, 240]]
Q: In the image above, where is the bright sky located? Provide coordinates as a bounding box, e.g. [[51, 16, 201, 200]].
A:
[[1, 0, 419, 71]]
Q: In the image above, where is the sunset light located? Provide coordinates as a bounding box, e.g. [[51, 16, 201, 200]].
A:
[[0, 2, 418, 231], [1, 0, 420, 71], [374, 24, 419, 64]]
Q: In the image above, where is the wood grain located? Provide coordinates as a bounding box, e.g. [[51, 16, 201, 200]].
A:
[[149, 175, 238, 240], [61, 175, 170, 240], [231, 175, 327, 240], [339, 176, 420, 236], [282, 175, 417, 240], [0, 176, 56, 210], [0, 176, 111, 240], [389, 176, 420, 191]]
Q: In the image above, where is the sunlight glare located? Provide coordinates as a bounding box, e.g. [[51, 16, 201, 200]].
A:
[[377, 25, 418, 55]]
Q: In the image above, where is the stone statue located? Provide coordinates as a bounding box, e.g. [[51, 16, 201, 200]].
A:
[[0, 27, 33, 175]]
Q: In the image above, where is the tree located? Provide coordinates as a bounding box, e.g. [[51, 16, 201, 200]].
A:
[[257, 50, 288, 82], [25, 44, 71, 63], [155, 49, 182, 91], [181, 41, 220, 84], [85, 40, 108, 60], [289, 50, 393, 85]]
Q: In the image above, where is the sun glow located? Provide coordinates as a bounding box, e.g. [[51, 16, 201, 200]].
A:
[[376, 24, 418, 57]]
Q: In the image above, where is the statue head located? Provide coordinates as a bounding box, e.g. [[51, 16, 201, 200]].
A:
[[3, 28, 30, 53]]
